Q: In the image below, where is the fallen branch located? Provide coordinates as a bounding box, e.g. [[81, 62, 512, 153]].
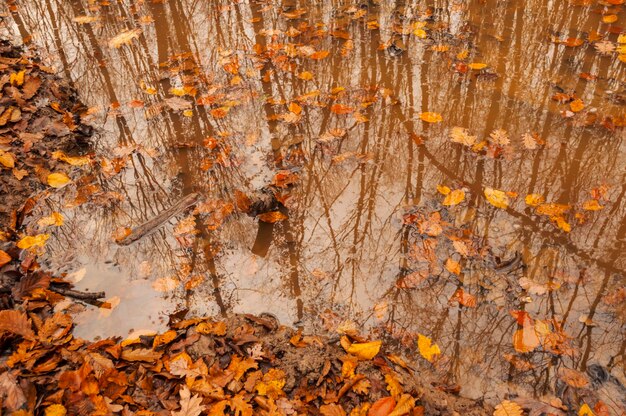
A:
[[50, 286, 105, 301], [116, 192, 200, 246]]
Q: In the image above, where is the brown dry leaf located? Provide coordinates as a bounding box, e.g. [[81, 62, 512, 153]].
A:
[[0, 250, 11, 267], [0, 310, 36, 340], [257, 211, 288, 223], [345, 339, 382, 360], [47, 172, 71, 188], [0, 371, 27, 412], [484, 188, 509, 209], [558, 367, 589, 388], [419, 112, 443, 123], [417, 334, 441, 362], [121, 347, 163, 363], [494, 400, 523, 416], [442, 189, 465, 206], [172, 385, 205, 416], [369, 397, 396, 416], [108, 29, 142, 48]]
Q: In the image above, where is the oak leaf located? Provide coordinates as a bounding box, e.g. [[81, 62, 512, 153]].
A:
[[172, 386, 205, 416]]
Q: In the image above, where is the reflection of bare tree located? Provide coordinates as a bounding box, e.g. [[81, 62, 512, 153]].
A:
[[7, 0, 626, 404]]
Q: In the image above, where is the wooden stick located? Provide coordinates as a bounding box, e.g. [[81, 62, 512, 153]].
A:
[[116, 192, 200, 246]]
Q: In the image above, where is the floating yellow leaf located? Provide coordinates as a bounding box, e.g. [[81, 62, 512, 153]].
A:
[[17, 234, 50, 249], [582, 199, 603, 211], [47, 172, 71, 188], [344, 339, 382, 360], [570, 98, 585, 112], [72, 15, 99, 24], [536, 203, 569, 216], [445, 258, 461, 275], [602, 14, 618, 23], [437, 185, 451, 195], [419, 112, 442, 123], [37, 212, 64, 227], [553, 216, 571, 233], [417, 334, 441, 362], [442, 189, 465, 206], [493, 400, 523, 416], [484, 188, 509, 209], [108, 29, 142, 48], [468, 62, 487, 70], [525, 194, 545, 207], [579, 403, 594, 416], [298, 71, 314, 80]]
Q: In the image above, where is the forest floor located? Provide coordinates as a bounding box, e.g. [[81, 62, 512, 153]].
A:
[[0, 40, 496, 416]]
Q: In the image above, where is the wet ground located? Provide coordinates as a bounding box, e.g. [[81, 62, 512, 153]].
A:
[[1, 0, 625, 408]]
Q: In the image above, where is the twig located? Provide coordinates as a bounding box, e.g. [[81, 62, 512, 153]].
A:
[[116, 192, 200, 246]]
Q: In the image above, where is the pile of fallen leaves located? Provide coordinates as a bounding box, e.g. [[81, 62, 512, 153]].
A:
[[0, 39, 92, 230], [0, 300, 492, 416]]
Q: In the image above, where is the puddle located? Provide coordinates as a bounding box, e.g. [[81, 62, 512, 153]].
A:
[[2, 0, 625, 406]]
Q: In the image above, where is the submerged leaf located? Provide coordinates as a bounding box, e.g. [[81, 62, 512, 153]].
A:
[[417, 334, 441, 362]]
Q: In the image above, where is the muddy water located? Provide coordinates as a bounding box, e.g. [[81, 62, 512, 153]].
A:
[[2, 0, 625, 406]]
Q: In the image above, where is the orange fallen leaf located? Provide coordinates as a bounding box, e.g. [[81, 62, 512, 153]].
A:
[[570, 99, 585, 112], [330, 104, 355, 115], [419, 112, 443, 123], [468, 62, 487, 70], [17, 234, 50, 249], [512, 325, 540, 353], [369, 397, 396, 416], [582, 199, 603, 211], [0, 250, 11, 267], [442, 189, 465, 206], [257, 211, 287, 223], [494, 400, 523, 416], [445, 258, 461, 275]]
